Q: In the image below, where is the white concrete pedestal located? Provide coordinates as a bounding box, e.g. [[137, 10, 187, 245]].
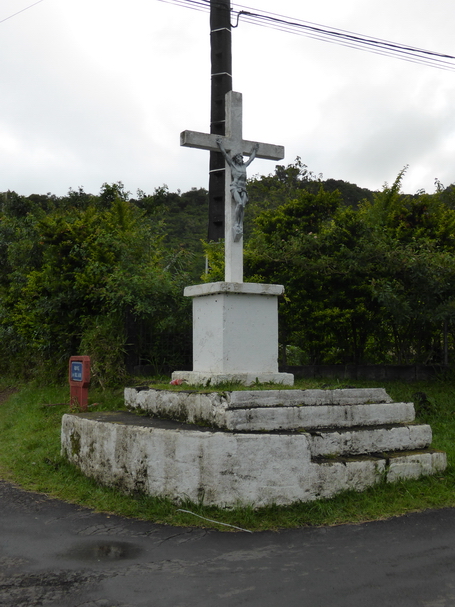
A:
[[172, 282, 294, 386]]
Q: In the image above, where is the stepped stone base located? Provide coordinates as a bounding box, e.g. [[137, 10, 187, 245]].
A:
[[61, 388, 447, 508], [125, 387, 415, 431]]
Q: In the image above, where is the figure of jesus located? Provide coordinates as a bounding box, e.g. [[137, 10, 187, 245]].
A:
[[216, 137, 259, 242]]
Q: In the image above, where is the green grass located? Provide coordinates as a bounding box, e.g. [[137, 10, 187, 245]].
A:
[[0, 377, 454, 532], [144, 378, 329, 392]]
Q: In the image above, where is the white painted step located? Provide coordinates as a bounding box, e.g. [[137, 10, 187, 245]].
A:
[[224, 403, 415, 431], [308, 424, 432, 457], [61, 412, 446, 508], [125, 388, 414, 431]]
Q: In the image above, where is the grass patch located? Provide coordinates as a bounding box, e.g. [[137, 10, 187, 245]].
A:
[[142, 377, 330, 392], [0, 377, 454, 531]]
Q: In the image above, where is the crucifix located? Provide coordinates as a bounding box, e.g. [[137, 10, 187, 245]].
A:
[[181, 90, 285, 283]]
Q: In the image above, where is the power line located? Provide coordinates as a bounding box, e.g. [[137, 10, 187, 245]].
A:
[[157, 0, 455, 71], [0, 0, 45, 25], [235, 8, 455, 69], [4, 0, 453, 71]]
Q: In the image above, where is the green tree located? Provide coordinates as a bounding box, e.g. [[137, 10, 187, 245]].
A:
[[245, 186, 380, 363], [0, 186, 192, 383], [245, 169, 455, 365]]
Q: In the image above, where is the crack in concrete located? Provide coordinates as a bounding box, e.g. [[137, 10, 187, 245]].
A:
[[154, 528, 209, 547], [0, 569, 106, 607]]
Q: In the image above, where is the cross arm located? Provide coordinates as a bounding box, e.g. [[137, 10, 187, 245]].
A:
[[180, 130, 285, 161]]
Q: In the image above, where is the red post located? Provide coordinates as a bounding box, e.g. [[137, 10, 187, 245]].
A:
[[69, 356, 91, 411]]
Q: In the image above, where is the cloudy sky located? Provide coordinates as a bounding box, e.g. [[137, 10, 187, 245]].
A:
[[1, 0, 454, 197]]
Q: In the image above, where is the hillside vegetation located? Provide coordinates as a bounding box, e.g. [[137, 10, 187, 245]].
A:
[[2, 161, 455, 383]]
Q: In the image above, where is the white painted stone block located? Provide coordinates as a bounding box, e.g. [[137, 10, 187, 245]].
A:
[[314, 458, 387, 498], [184, 282, 285, 297], [62, 413, 317, 507], [172, 282, 294, 386], [386, 450, 447, 482], [224, 403, 416, 431], [226, 388, 393, 407], [171, 371, 294, 387], [308, 424, 432, 457], [190, 282, 280, 374]]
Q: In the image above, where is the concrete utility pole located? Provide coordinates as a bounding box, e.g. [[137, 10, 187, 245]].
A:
[[208, 0, 232, 242]]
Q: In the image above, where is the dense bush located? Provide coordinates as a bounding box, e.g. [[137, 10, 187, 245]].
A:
[[0, 183, 202, 385], [3, 162, 455, 383], [244, 166, 455, 365]]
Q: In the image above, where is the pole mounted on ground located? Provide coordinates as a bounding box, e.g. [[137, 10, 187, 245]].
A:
[[208, 0, 232, 242]]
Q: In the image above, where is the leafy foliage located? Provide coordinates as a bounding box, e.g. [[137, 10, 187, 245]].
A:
[[244, 166, 455, 365], [2, 161, 455, 381], [0, 185, 197, 384]]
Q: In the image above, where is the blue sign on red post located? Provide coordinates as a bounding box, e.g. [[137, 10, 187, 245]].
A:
[[71, 361, 83, 382], [69, 356, 91, 410]]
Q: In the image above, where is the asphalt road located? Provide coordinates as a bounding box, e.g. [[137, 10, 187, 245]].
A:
[[1, 480, 454, 607]]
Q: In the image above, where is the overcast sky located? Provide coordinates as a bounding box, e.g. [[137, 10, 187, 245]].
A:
[[1, 0, 454, 197]]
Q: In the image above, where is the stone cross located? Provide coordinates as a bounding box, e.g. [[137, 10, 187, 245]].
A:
[[180, 91, 284, 283]]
